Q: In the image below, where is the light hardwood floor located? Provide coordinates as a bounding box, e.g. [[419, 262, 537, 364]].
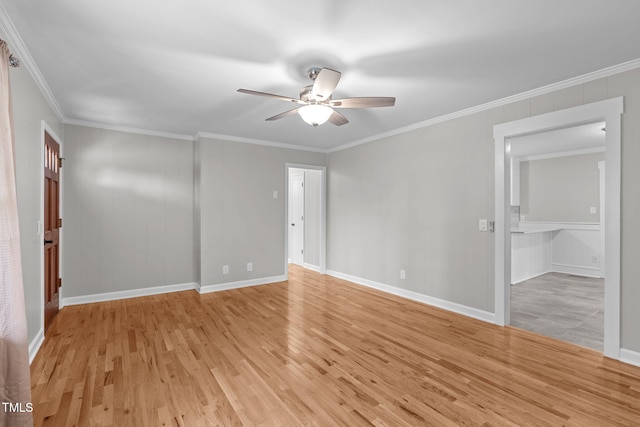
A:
[[31, 265, 640, 426]]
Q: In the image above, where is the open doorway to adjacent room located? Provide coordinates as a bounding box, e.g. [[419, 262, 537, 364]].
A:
[[494, 97, 623, 360], [508, 122, 605, 351], [285, 164, 326, 274]]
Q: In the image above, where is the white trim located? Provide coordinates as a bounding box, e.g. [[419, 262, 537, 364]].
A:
[[302, 263, 321, 273], [517, 146, 605, 162], [0, 4, 66, 121], [598, 160, 606, 278], [62, 282, 197, 306], [64, 119, 194, 141], [518, 221, 600, 230], [511, 271, 553, 285], [494, 97, 623, 359], [327, 270, 495, 324], [620, 348, 640, 368], [28, 328, 45, 365], [551, 263, 601, 277], [198, 131, 326, 153], [328, 59, 640, 153], [198, 275, 286, 294]]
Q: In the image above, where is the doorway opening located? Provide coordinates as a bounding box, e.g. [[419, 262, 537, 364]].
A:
[[285, 164, 326, 276], [43, 129, 62, 331], [494, 97, 623, 359], [508, 122, 605, 351]]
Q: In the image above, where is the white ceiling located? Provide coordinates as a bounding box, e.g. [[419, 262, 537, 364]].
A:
[[2, 1, 640, 150], [509, 122, 606, 159]]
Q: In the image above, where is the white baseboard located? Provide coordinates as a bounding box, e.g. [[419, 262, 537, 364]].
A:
[[620, 348, 640, 368], [198, 275, 287, 294], [62, 282, 198, 306], [29, 328, 45, 365], [326, 270, 495, 324], [512, 266, 602, 285], [551, 263, 602, 278], [303, 263, 321, 273], [511, 270, 553, 285]]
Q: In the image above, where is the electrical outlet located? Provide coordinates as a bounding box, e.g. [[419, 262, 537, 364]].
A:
[[400, 270, 406, 280], [592, 256, 599, 264], [247, 262, 253, 272], [590, 206, 597, 214], [223, 265, 229, 275]]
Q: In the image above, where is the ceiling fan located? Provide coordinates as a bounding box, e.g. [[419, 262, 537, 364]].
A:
[[238, 67, 396, 127]]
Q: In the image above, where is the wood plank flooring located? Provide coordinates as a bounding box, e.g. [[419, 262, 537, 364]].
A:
[[31, 265, 640, 426]]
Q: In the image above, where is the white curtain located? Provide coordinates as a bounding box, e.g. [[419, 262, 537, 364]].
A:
[[0, 40, 33, 427]]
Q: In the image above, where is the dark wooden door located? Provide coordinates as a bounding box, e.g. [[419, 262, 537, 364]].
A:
[[44, 131, 61, 330]]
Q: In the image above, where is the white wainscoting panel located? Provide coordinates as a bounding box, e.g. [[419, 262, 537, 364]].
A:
[[512, 222, 602, 283], [551, 227, 602, 277], [511, 231, 553, 284]]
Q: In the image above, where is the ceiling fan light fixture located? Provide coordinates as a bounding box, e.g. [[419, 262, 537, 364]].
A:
[[298, 104, 333, 127]]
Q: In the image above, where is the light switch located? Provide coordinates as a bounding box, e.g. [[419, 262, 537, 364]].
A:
[[273, 191, 278, 199], [479, 219, 488, 232]]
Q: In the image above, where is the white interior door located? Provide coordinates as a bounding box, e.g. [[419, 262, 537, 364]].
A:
[[291, 173, 304, 266]]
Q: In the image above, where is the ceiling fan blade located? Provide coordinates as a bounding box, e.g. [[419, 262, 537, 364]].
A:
[[328, 110, 349, 126], [265, 108, 300, 121], [311, 68, 341, 101], [237, 89, 302, 104], [330, 97, 396, 108]]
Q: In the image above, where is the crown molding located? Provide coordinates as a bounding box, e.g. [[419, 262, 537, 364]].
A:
[[196, 131, 327, 153], [327, 57, 640, 153], [64, 119, 195, 141], [3, 0, 639, 155], [0, 3, 65, 122]]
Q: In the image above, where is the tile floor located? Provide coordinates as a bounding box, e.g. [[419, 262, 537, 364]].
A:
[[510, 272, 604, 351]]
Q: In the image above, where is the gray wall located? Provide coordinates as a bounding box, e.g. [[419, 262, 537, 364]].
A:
[[197, 137, 325, 286], [327, 113, 494, 311], [6, 31, 63, 343], [62, 125, 195, 297], [520, 152, 604, 222], [327, 68, 640, 353]]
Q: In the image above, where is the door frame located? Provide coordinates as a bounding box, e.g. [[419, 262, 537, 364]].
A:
[[40, 121, 64, 332], [289, 170, 305, 266], [493, 97, 623, 359], [284, 163, 327, 278]]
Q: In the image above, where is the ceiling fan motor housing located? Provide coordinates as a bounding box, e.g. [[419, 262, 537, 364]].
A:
[[300, 85, 329, 104]]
